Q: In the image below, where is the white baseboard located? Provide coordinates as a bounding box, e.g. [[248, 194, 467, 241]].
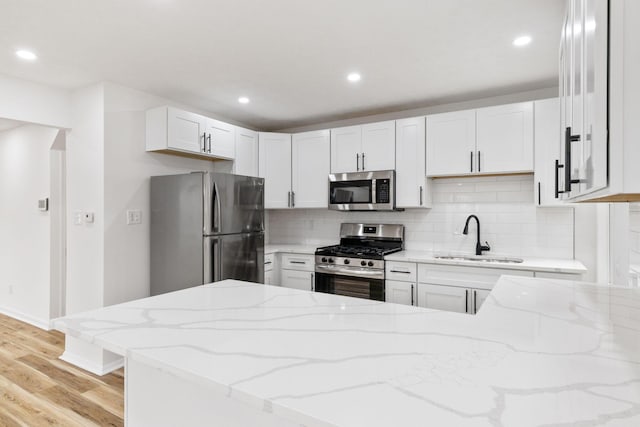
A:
[[0, 306, 51, 330], [60, 351, 125, 376]]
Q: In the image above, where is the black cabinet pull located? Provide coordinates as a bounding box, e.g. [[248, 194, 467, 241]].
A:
[[389, 270, 410, 274], [538, 181, 541, 205], [477, 151, 481, 172], [419, 186, 423, 206], [356, 153, 360, 171], [465, 289, 468, 313], [362, 152, 366, 170], [202, 132, 207, 152], [554, 159, 565, 199], [207, 133, 212, 153], [411, 284, 414, 306], [564, 126, 581, 193], [470, 151, 473, 172]]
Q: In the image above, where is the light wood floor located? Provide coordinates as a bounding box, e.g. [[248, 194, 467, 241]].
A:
[[0, 313, 124, 426]]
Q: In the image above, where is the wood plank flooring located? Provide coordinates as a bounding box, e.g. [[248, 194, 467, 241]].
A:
[[0, 313, 124, 426]]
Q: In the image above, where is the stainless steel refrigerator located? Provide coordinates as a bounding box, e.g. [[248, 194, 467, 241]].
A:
[[150, 171, 264, 296]]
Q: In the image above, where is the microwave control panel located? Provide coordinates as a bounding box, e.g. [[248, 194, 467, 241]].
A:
[[375, 179, 390, 203]]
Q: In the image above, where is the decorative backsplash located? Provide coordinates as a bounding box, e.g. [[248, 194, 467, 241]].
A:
[[267, 175, 575, 259]]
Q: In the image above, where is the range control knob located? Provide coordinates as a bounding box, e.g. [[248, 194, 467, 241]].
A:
[[368, 261, 374, 267], [328, 258, 334, 263], [344, 259, 350, 265], [321, 257, 327, 263], [361, 260, 367, 266]]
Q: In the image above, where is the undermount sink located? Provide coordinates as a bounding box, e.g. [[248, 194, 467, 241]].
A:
[[434, 255, 524, 264]]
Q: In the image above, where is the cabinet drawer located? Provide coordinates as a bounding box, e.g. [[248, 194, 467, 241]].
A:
[[281, 253, 314, 271], [418, 264, 533, 290], [281, 269, 314, 291], [385, 261, 417, 282], [264, 253, 275, 272]]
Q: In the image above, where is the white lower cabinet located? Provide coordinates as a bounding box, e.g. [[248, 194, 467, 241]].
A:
[[385, 280, 415, 306], [416, 283, 469, 313], [264, 253, 275, 285], [281, 269, 315, 291], [472, 289, 491, 312], [278, 253, 315, 291]]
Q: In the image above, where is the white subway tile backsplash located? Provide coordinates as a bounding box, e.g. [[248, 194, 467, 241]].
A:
[[267, 175, 575, 258]]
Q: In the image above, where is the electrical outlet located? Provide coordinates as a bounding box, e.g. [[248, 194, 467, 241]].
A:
[[126, 210, 142, 225], [84, 212, 95, 223]]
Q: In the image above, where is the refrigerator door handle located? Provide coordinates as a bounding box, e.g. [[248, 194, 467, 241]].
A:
[[212, 182, 221, 233], [205, 236, 222, 283]]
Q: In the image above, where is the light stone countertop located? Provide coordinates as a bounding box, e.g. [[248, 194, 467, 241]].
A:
[[54, 277, 640, 427], [385, 250, 587, 274], [265, 244, 324, 255]]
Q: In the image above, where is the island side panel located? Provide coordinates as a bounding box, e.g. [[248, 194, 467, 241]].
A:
[[125, 358, 302, 427]]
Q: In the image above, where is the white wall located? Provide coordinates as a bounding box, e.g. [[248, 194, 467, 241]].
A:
[[0, 124, 60, 327], [103, 82, 224, 306], [0, 73, 71, 129], [268, 175, 598, 279]]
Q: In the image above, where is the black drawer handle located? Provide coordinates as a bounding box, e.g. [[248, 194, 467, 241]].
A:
[[264, 261, 272, 265], [390, 270, 411, 274], [290, 261, 307, 264]]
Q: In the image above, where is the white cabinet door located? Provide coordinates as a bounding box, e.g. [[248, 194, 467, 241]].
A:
[[205, 119, 235, 159], [385, 280, 415, 306], [476, 102, 534, 174], [292, 130, 330, 208], [234, 127, 259, 177], [395, 117, 428, 208], [534, 98, 564, 207], [472, 289, 490, 313], [361, 120, 396, 171], [426, 110, 476, 176], [264, 270, 274, 286], [281, 269, 314, 291], [416, 283, 469, 314], [167, 107, 207, 154], [330, 125, 362, 173], [259, 133, 292, 209]]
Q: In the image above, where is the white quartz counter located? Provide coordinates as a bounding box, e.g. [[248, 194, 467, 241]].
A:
[[265, 244, 321, 255], [54, 277, 640, 426], [385, 250, 587, 274]]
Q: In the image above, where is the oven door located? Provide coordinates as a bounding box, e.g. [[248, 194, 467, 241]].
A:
[[315, 268, 385, 301], [328, 170, 395, 211]]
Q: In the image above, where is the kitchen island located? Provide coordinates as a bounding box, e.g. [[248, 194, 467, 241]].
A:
[[53, 277, 640, 426]]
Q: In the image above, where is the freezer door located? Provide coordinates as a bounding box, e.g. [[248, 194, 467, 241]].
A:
[[204, 233, 264, 284], [150, 173, 204, 296], [205, 172, 264, 235]]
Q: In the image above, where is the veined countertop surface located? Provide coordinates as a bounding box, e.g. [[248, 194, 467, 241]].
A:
[[54, 277, 640, 427], [265, 244, 323, 255], [385, 250, 587, 274]]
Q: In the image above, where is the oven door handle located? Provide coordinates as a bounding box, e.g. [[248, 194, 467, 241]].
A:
[[315, 265, 384, 279]]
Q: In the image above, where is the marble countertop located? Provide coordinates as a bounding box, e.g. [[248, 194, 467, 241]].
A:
[[265, 244, 322, 255], [54, 277, 640, 426], [386, 250, 587, 274]]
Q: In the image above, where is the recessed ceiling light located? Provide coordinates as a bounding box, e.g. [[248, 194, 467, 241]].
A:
[[347, 72, 361, 82], [15, 49, 37, 61], [512, 35, 532, 47], [238, 96, 250, 104]]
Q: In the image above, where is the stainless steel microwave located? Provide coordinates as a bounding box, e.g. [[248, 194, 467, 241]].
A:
[[328, 170, 396, 211]]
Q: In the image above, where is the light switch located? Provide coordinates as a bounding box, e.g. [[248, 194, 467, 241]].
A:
[[126, 210, 142, 225], [73, 211, 83, 225]]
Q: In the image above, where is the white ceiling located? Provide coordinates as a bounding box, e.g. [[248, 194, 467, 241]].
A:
[[0, 118, 24, 131], [0, 0, 564, 130]]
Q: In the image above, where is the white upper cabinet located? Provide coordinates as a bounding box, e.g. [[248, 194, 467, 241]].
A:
[[234, 127, 259, 177], [361, 120, 396, 171], [330, 125, 362, 173], [146, 106, 206, 155], [534, 98, 564, 207], [292, 130, 330, 208], [426, 110, 476, 176], [558, 0, 613, 201], [476, 102, 534, 174], [205, 118, 235, 160], [146, 106, 238, 161], [395, 117, 430, 208], [330, 121, 395, 173], [259, 133, 292, 209]]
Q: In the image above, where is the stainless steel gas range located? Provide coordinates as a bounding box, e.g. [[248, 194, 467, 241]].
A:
[[314, 223, 404, 301]]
